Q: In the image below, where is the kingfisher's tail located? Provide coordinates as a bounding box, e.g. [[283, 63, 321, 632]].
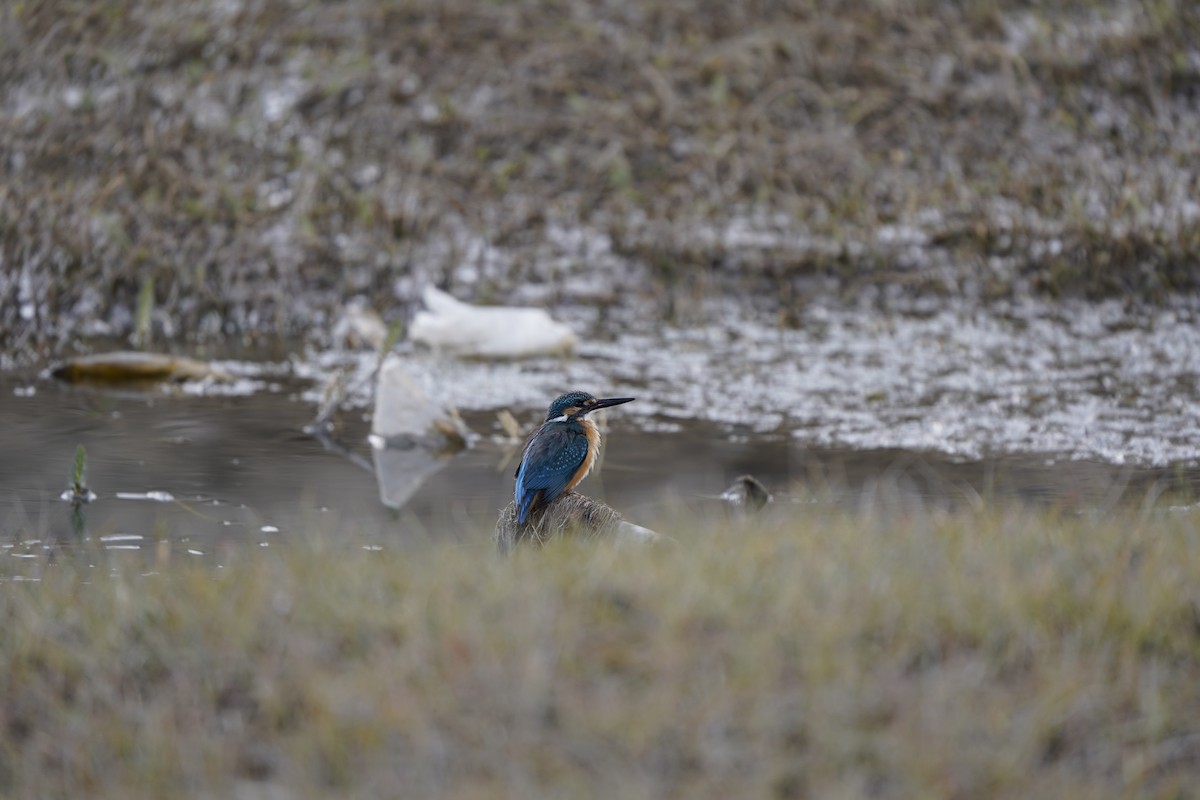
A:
[[516, 490, 541, 525]]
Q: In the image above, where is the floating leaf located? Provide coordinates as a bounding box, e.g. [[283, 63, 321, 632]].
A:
[[51, 352, 231, 385]]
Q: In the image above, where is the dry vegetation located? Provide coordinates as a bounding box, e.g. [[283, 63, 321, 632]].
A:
[[1, 0, 1199, 355], [6, 4, 1199, 794], [3, 503, 1200, 798]]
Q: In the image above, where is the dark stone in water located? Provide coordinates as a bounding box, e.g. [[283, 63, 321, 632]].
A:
[[721, 474, 773, 512]]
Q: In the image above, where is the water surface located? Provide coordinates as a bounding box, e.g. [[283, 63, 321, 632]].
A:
[[3, 299, 1198, 571]]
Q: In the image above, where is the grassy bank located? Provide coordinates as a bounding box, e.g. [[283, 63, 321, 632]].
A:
[[3, 504, 1199, 797], [2, 1, 1199, 354]]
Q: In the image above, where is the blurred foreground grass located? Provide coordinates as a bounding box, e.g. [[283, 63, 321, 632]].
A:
[[3, 504, 1200, 798]]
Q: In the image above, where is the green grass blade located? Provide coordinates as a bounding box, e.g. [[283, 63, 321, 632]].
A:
[[72, 443, 87, 493], [134, 275, 155, 349]]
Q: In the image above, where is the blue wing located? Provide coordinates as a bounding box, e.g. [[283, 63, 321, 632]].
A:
[[514, 426, 589, 524]]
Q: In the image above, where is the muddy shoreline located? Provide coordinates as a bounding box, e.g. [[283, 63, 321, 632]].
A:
[[2, 1, 1199, 360]]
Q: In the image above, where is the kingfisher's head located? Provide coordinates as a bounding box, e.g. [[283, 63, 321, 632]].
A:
[[545, 390, 635, 423]]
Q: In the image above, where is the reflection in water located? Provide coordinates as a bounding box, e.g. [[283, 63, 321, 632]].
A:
[[371, 445, 452, 511]]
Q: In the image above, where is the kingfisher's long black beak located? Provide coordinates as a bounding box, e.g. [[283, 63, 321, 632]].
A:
[[591, 396, 635, 411]]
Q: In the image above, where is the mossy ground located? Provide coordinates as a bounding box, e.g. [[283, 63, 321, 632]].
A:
[[2, 1, 1199, 357], [3, 502, 1199, 798]]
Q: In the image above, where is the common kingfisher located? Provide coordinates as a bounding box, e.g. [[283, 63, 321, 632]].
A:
[[514, 390, 635, 525]]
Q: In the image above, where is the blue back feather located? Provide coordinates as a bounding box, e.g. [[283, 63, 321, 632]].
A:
[[514, 423, 590, 524]]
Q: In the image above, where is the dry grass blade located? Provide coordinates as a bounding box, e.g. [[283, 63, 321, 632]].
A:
[[2, 503, 1200, 797]]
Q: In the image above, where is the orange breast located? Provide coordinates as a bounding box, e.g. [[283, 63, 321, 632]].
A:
[[565, 419, 601, 492]]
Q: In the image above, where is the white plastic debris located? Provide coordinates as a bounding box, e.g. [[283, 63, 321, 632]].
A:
[[410, 286, 577, 359], [370, 355, 470, 510]]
